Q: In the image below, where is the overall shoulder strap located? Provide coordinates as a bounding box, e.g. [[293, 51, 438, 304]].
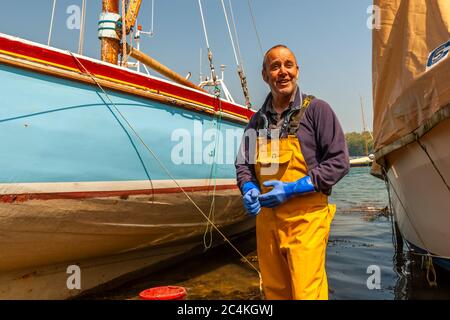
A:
[[255, 110, 271, 138], [287, 95, 315, 135]]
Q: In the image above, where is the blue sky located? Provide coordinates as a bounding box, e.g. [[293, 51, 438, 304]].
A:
[[0, 0, 374, 133]]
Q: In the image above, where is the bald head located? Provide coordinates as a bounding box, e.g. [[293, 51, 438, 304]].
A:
[[261, 45, 299, 103], [262, 45, 298, 71]]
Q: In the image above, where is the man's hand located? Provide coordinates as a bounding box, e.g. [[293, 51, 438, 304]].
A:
[[259, 176, 315, 208], [242, 182, 261, 216], [258, 180, 288, 208]]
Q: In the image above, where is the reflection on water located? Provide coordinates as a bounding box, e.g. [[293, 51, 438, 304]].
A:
[[83, 168, 450, 300]]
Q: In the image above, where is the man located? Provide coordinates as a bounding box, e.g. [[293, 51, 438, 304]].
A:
[[235, 45, 349, 300]]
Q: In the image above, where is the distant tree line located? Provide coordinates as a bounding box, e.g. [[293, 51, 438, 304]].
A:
[[345, 131, 374, 157]]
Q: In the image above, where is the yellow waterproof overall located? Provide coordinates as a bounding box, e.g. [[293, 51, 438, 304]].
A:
[[255, 134, 336, 300]]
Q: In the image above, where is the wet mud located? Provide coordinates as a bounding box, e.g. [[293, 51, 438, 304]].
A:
[[84, 209, 450, 300], [82, 168, 450, 300]]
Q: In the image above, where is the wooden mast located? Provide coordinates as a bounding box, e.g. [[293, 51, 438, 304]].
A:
[[99, 0, 205, 91], [101, 0, 120, 64]]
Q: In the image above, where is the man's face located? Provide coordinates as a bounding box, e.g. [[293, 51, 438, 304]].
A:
[[262, 47, 299, 98]]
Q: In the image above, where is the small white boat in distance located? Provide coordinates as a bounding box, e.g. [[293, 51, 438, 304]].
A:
[[350, 154, 374, 167]]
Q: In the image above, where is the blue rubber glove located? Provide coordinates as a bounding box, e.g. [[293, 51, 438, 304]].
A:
[[259, 176, 315, 208], [241, 181, 261, 216]]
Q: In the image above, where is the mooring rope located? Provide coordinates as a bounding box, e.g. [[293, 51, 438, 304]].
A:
[[68, 52, 263, 291], [203, 92, 223, 250]]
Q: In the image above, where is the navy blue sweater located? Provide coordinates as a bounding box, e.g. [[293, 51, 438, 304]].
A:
[[235, 89, 349, 195]]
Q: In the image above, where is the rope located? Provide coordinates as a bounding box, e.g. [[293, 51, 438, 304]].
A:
[[48, 0, 57, 46], [220, 0, 239, 66], [238, 67, 252, 109], [197, 0, 217, 83], [221, 0, 252, 109], [246, 0, 264, 58], [198, 0, 211, 49], [199, 48, 203, 82], [228, 0, 245, 71], [78, 0, 86, 55], [150, 0, 155, 37], [67, 51, 262, 282], [425, 255, 438, 287], [384, 172, 400, 259], [203, 96, 223, 250], [229, 1, 252, 108]]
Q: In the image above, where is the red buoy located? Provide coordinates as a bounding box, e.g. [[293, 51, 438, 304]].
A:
[[139, 286, 187, 300]]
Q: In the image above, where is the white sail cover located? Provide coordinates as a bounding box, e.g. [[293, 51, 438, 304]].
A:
[[372, 0, 450, 157]]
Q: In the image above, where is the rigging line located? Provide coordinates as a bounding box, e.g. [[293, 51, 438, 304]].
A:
[[246, 0, 264, 57], [199, 48, 202, 82], [220, 0, 239, 67], [197, 0, 217, 83], [68, 52, 261, 277], [78, 0, 87, 55], [222, 0, 252, 108], [48, 0, 57, 46], [228, 0, 245, 71], [198, 0, 211, 49], [150, 0, 155, 36], [415, 135, 450, 192]]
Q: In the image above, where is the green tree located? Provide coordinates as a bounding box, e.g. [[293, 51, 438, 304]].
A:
[[345, 131, 374, 157]]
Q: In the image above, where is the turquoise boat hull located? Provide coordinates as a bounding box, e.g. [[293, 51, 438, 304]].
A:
[[0, 34, 254, 299]]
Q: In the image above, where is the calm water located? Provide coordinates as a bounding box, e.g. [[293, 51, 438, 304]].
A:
[[86, 167, 450, 300]]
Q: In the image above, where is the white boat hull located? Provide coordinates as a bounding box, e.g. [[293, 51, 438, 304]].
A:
[[385, 118, 450, 267]]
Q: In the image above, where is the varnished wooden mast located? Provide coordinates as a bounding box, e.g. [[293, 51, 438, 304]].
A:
[[101, 0, 120, 64], [99, 0, 204, 91]]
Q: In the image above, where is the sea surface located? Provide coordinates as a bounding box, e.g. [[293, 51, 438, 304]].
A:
[[86, 167, 450, 300]]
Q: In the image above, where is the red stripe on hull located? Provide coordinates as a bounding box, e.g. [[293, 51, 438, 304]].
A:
[[0, 185, 239, 203], [0, 35, 254, 120]]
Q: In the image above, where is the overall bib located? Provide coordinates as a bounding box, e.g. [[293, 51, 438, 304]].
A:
[[254, 104, 336, 300]]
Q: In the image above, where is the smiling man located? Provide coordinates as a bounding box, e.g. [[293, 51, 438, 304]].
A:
[[235, 45, 349, 300]]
